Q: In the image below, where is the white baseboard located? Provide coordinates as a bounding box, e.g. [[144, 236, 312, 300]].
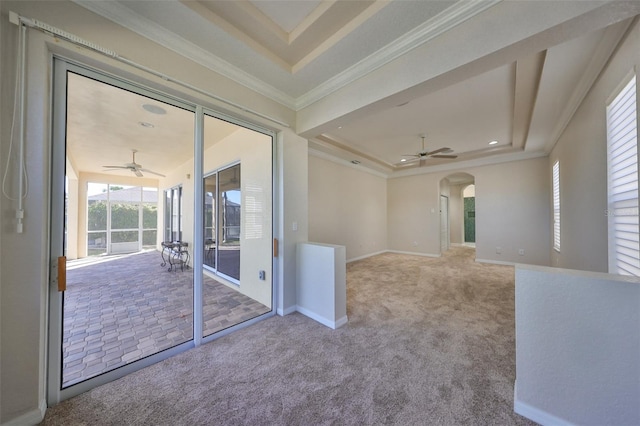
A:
[[386, 250, 440, 258], [347, 250, 387, 263], [3, 398, 46, 426], [296, 306, 347, 329], [513, 382, 574, 426], [277, 305, 297, 316], [334, 315, 348, 328], [476, 258, 516, 266]]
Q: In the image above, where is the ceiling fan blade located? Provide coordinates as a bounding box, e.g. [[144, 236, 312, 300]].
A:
[[140, 168, 166, 177], [427, 147, 452, 155], [102, 165, 129, 169], [431, 154, 458, 159], [133, 169, 144, 177]]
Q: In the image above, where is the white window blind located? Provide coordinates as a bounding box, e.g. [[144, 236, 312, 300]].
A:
[[607, 75, 639, 276], [553, 161, 560, 252]]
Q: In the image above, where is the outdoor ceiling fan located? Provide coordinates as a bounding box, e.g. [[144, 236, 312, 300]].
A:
[[102, 149, 165, 178], [396, 134, 457, 166]]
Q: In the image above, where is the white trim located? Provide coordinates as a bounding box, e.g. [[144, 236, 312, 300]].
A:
[[475, 258, 516, 266], [387, 250, 440, 258], [295, 0, 502, 109], [71, 0, 297, 110], [514, 383, 575, 426], [277, 305, 297, 316], [2, 399, 47, 426], [347, 250, 387, 263], [296, 306, 348, 330]]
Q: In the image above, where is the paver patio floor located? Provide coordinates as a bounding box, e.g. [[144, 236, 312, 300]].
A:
[[62, 250, 270, 387]]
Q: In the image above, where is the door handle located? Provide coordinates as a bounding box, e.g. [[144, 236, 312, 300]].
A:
[[57, 256, 66, 292]]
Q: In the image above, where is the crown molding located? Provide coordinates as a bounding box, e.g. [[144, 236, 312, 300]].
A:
[[295, 0, 502, 109], [71, 0, 297, 110]]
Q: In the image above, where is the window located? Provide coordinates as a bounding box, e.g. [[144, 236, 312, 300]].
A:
[[606, 74, 639, 276], [552, 161, 560, 252], [203, 163, 241, 282], [164, 185, 182, 242]]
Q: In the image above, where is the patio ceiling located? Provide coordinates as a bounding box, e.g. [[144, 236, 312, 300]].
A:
[[66, 72, 240, 180]]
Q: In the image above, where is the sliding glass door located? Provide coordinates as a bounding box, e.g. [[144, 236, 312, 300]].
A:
[[201, 114, 272, 339], [49, 59, 276, 404]]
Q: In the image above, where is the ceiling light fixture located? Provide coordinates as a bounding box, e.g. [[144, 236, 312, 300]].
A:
[[401, 159, 407, 162], [138, 121, 155, 128], [142, 104, 167, 115], [489, 140, 498, 145]]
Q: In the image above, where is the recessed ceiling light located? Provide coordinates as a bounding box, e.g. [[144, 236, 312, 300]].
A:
[[139, 121, 155, 128], [489, 140, 498, 145], [338, 126, 343, 129], [400, 159, 407, 162], [142, 104, 166, 115]]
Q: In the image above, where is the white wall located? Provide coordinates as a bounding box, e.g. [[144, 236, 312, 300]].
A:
[[1, 21, 51, 425], [474, 158, 550, 265], [202, 126, 273, 307], [388, 158, 550, 265], [463, 184, 475, 197], [449, 184, 465, 245], [549, 19, 640, 272], [0, 2, 297, 423], [277, 129, 308, 315], [308, 154, 387, 261], [515, 265, 640, 425]]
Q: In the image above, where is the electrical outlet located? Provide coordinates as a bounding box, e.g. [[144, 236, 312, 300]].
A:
[[259, 270, 266, 280], [496, 246, 501, 254], [413, 241, 418, 247], [518, 249, 525, 256]]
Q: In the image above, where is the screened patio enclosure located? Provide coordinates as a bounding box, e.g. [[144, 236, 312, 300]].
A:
[[86, 184, 158, 256]]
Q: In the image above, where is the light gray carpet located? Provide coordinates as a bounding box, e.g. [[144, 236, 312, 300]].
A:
[[41, 247, 534, 425]]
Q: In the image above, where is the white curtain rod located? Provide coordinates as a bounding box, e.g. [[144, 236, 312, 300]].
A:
[[9, 11, 290, 128]]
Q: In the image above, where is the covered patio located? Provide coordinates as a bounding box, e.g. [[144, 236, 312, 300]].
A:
[[62, 250, 270, 387]]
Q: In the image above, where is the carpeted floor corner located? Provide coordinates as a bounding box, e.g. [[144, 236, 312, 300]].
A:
[[40, 246, 535, 425]]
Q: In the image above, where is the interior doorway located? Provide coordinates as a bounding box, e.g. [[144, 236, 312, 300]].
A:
[[439, 173, 476, 251], [440, 195, 449, 252], [463, 184, 476, 245]]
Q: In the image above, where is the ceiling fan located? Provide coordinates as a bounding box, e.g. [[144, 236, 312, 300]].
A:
[[397, 134, 457, 166], [102, 149, 165, 177]]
